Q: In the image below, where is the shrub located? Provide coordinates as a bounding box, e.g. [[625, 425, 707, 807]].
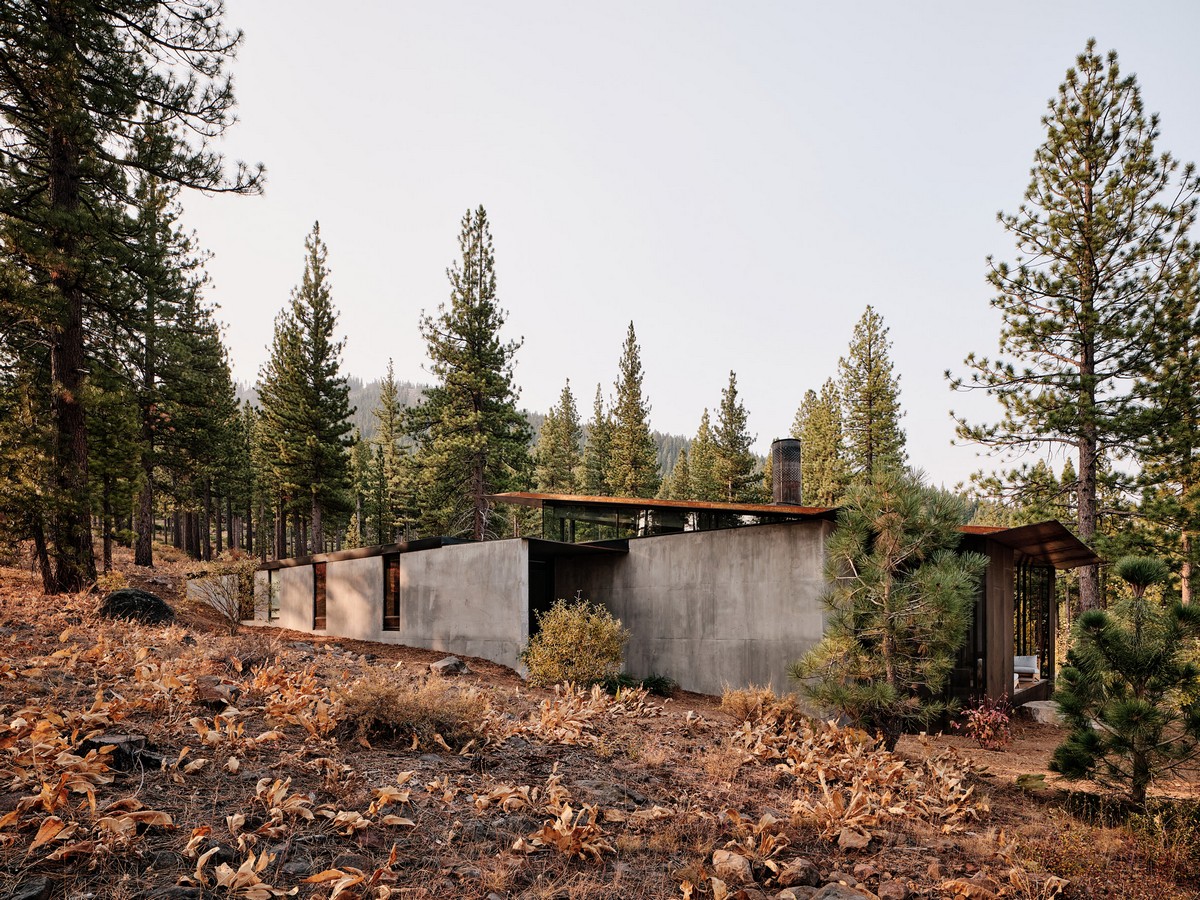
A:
[[1051, 554, 1200, 806], [953, 696, 1013, 750], [521, 597, 629, 687], [789, 468, 988, 749], [338, 674, 486, 749], [600, 671, 677, 697], [720, 684, 800, 725]]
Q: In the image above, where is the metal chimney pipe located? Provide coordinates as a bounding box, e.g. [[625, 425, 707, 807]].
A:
[[771, 438, 803, 505]]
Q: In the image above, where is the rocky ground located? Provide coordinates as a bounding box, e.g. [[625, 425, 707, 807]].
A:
[[0, 551, 1197, 900]]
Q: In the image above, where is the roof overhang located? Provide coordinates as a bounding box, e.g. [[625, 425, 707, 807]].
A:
[[963, 520, 1101, 570], [489, 491, 836, 520]]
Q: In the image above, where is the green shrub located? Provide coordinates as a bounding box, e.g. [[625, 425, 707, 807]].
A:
[[521, 597, 629, 687], [601, 671, 677, 696]]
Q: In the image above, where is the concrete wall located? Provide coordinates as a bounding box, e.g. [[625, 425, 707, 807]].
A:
[[252, 570, 270, 621], [554, 520, 833, 696], [277, 563, 314, 632], [257, 540, 530, 670]]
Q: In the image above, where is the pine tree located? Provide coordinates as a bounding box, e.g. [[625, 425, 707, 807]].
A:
[[712, 371, 760, 502], [258, 224, 354, 555], [0, 2, 262, 592], [791, 378, 848, 506], [580, 385, 612, 496], [408, 206, 531, 540], [791, 468, 988, 749], [1051, 556, 1200, 805], [605, 323, 660, 498], [663, 449, 692, 500], [951, 42, 1198, 611], [373, 360, 412, 541], [689, 410, 722, 502], [1132, 267, 1200, 604], [535, 380, 583, 494], [839, 306, 906, 478]]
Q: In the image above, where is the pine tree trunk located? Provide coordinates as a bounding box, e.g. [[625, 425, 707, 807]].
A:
[[30, 514, 53, 594], [202, 482, 212, 561], [1078, 434, 1100, 611], [226, 495, 234, 551], [471, 453, 486, 541], [172, 505, 181, 549], [44, 0, 95, 594], [311, 496, 323, 554], [215, 490, 223, 556], [274, 496, 285, 560], [293, 507, 303, 557], [101, 476, 113, 574], [1182, 532, 1194, 606]]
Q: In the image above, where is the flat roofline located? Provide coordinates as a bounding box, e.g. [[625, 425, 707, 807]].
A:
[[488, 491, 837, 519], [259, 536, 468, 570]]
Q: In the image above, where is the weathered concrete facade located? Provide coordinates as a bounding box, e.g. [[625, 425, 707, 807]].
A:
[[553, 520, 833, 695], [255, 541, 530, 670]]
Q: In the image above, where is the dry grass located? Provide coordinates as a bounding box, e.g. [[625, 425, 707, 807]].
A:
[[0, 545, 1197, 899], [720, 683, 801, 724], [339, 671, 487, 749]]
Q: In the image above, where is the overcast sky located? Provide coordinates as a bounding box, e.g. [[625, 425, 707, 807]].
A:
[[180, 1, 1200, 487]]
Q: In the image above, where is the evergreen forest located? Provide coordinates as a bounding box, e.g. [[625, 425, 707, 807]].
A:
[[0, 16, 1194, 622]]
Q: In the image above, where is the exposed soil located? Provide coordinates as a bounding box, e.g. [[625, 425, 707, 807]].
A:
[[0, 550, 1197, 900]]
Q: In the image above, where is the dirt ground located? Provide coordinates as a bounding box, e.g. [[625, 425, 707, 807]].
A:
[[0, 550, 1197, 900]]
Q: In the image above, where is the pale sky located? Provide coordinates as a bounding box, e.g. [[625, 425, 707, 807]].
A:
[[181, 2, 1200, 488]]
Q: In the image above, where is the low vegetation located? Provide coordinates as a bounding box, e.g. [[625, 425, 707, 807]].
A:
[[520, 596, 629, 687], [0, 556, 1197, 899]]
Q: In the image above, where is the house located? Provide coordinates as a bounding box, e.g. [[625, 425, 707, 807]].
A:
[[251, 442, 1098, 701]]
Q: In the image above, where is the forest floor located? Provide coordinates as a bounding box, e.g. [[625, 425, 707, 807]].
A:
[[0, 549, 1198, 900]]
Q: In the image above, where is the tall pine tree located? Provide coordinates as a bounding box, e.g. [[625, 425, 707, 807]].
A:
[[713, 371, 760, 502], [951, 42, 1198, 611], [373, 360, 412, 542], [0, 1, 262, 591], [688, 410, 722, 502], [791, 378, 848, 506], [535, 380, 583, 494], [605, 322, 660, 498], [580, 385, 613, 496], [258, 223, 354, 555], [839, 306, 906, 478], [408, 206, 531, 540]]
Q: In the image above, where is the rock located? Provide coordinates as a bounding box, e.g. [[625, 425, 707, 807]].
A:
[[1018, 700, 1063, 725], [775, 890, 817, 900], [826, 871, 856, 886], [812, 886, 864, 900], [281, 859, 313, 877], [712, 849, 755, 885], [98, 588, 174, 624], [332, 852, 372, 872], [836, 827, 870, 850], [194, 676, 241, 710], [777, 858, 822, 888], [78, 733, 160, 771], [575, 778, 647, 807], [877, 880, 910, 900], [430, 656, 468, 676], [6, 878, 52, 900]]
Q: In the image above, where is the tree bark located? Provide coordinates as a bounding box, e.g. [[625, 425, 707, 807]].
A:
[[42, 0, 95, 593], [311, 496, 323, 555], [101, 476, 113, 574]]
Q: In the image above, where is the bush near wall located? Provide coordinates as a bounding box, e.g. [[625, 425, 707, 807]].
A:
[[521, 597, 630, 687]]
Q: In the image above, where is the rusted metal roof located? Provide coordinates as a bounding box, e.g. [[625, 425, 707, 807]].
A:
[[487, 491, 836, 519], [978, 520, 1101, 570], [491, 494, 1099, 568]]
